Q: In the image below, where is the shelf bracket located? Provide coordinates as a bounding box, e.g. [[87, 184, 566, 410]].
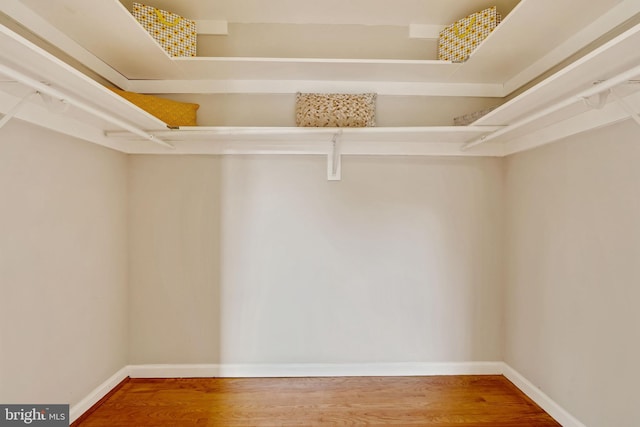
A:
[[610, 90, 640, 128], [582, 89, 610, 110], [0, 91, 37, 130], [328, 129, 343, 181]]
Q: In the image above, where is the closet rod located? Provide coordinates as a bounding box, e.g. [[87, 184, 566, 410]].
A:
[[462, 62, 640, 151], [0, 63, 174, 149]]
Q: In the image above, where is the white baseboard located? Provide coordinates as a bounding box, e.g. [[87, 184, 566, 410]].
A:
[[128, 363, 220, 378], [71, 362, 585, 427], [501, 363, 586, 427], [69, 366, 129, 424], [127, 361, 504, 379]]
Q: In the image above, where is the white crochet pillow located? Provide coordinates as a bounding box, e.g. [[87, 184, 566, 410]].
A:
[[295, 93, 377, 127]]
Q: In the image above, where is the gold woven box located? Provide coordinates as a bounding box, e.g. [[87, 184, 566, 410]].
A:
[[132, 3, 196, 57], [438, 6, 501, 62]]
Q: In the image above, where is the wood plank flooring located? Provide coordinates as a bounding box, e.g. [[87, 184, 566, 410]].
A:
[[73, 375, 561, 426]]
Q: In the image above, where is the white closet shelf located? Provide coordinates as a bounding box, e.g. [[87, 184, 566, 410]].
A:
[[102, 126, 506, 157], [2, 7, 640, 162], [0, 24, 167, 133], [0, 22, 504, 156], [4, 0, 626, 97], [475, 22, 640, 129], [6, 0, 461, 82]]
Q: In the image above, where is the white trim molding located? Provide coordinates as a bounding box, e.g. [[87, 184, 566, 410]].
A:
[[408, 24, 446, 39], [127, 361, 504, 379], [126, 78, 504, 97], [502, 364, 587, 427], [69, 366, 129, 424], [194, 20, 229, 35]]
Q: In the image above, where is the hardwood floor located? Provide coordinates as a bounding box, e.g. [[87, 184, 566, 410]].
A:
[[73, 375, 561, 426]]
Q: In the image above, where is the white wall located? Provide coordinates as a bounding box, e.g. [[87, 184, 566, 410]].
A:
[[504, 120, 640, 427], [128, 156, 222, 364], [128, 154, 504, 364], [0, 121, 129, 406], [164, 93, 499, 127], [198, 24, 438, 60], [7, 113, 638, 426]]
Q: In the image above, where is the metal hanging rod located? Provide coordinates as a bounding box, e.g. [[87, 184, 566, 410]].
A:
[[0, 63, 174, 149], [462, 62, 640, 151]]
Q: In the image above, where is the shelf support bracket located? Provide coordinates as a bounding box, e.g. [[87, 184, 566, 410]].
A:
[[328, 129, 343, 181], [582, 89, 610, 110], [610, 90, 640, 128], [0, 91, 37, 130]]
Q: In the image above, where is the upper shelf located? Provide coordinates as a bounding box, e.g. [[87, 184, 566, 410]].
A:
[[103, 126, 507, 156], [3, 0, 631, 96], [1, 16, 640, 159], [0, 22, 504, 156]]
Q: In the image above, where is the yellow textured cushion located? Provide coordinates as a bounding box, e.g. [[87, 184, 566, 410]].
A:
[[108, 87, 199, 127]]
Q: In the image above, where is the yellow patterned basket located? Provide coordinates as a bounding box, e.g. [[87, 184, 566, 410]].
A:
[[132, 3, 196, 57], [438, 6, 501, 62]]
